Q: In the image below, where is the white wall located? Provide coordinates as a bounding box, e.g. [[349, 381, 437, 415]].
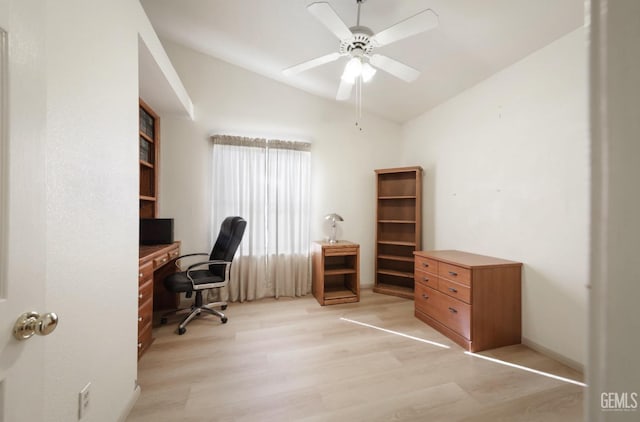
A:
[[588, 0, 640, 418], [401, 29, 589, 367], [43, 0, 141, 420], [158, 40, 403, 288]]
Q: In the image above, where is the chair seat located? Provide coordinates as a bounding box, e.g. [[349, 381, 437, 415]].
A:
[[164, 270, 224, 293]]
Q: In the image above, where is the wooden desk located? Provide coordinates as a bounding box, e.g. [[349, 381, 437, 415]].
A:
[[138, 241, 180, 359]]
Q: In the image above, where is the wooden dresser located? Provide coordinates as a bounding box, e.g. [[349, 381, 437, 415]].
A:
[[138, 241, 180, 359], [413, 250, 522, 352]]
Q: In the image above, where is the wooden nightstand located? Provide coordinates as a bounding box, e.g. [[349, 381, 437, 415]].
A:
[[311, 241, 360, 305]]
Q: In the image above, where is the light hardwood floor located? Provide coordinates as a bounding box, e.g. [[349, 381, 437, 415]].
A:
[[127, 289, 584, 422]]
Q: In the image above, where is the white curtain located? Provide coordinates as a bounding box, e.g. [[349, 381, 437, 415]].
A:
[[211, 136, 311, 301]]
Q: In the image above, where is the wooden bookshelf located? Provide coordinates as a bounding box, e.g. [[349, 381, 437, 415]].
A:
[[139, 99, 159, 218], [374, 166, 423, 299]]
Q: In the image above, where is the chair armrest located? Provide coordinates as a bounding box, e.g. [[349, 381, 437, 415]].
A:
[[185, 260, 232, 289], [174, 253, 209, 269]]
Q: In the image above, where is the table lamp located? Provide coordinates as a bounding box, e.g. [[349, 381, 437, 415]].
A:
[[325, 213, 344, 244]]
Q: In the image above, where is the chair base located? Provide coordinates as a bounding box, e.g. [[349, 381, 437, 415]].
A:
[[160, 291, 228, 335]]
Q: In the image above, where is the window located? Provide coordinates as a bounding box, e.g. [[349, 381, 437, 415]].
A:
[[211, 135, 311, 301]]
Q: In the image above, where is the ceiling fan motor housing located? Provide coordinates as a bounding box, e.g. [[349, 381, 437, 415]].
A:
[[340, 26, 374, 58]]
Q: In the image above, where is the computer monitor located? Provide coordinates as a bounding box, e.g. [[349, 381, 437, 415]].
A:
[[139, 218, 174, 245]]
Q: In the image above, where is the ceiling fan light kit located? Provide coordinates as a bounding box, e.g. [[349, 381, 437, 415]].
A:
[[341, 57, 376, 83], [283, 0, 439, 107]]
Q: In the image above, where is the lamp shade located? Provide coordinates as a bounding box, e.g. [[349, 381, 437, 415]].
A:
[[324, 213, 344, 222], [341, 57, 362, 83], [361, 62, 377, 83]]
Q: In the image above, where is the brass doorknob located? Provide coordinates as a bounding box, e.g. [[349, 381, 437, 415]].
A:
[[13, 311, 59, 340]]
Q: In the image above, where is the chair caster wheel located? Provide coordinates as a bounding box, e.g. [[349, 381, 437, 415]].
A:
[[221, 317, 228, 324], [160, 317, 167, 325], [178, 327, 186, 335], [221, 305, 228, 310]]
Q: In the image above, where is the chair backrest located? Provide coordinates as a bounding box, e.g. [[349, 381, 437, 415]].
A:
[[209, 216, 247, 276]]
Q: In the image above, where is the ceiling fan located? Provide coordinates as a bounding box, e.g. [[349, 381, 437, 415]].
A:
[[283, 0, 439, 101]]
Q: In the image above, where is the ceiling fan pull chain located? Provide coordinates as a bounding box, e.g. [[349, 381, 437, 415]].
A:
[[357, 78, 359, 121], [358, 78, 362, 120], [355, 77, 363, 131]]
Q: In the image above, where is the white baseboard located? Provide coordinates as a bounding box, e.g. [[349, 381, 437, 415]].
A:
[[522, 336, 585, 373], [118, 383, 141, 422]]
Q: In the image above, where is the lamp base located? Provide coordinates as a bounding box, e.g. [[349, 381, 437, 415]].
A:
[[329, 225, 338, 244]]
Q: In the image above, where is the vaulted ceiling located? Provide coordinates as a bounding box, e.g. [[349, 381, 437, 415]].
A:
[[141, 0, 584, 123]]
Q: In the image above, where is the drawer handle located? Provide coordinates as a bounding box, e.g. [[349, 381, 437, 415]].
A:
[[139, 294, 143, 299], [139, 272, 143, 278], [422, 277, 429, 282], [421, 294, 429, 299], [138, 317, 143, 322], [448, 287, 458, 293], [138, 342, 143, 349], [162, 258, 167, 263], [448, 271, 458, 276], [422, 263, 429, 267], [448, 307, 458, 314]]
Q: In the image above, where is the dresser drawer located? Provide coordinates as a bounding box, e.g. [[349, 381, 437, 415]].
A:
[[168, 247, 180, 260], [139, 261, 153, 285], [138, 298, 153, 331], [414, 270, 438, 290], [137, 323, 153, 359], [439, 262, 471, 285], [415, 255, 438, 275], [138, 278, 153, 307], [438, 278, 471, 304], [153, 253, 170, 268], [416, 284, 470, 339], [324, 247, 358, 256], [415, 280, 437, 317]]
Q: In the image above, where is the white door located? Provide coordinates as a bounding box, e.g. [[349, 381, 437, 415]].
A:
[[0, 1, 49, 421]]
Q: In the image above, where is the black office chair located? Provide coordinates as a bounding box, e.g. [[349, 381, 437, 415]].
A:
[[161, 216, 246, 335]]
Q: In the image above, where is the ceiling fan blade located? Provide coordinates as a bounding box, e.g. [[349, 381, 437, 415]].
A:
[[370, 54, 420, 82], [336, 78, 354, 101], [307, 2, 353, 41], [282, 52, 342, 76], [371, 9, 438, 47]]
